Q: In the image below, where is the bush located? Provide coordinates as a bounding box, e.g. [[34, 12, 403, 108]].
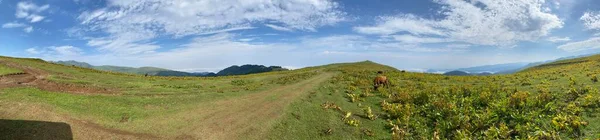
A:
[[230, 79, 253, 86]]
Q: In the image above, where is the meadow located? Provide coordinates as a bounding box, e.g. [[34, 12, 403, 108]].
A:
[[0, 56, 325, 139], [1, 55, 600, 139], [0, 63, 22, 76], [269, 58, 600, 139]]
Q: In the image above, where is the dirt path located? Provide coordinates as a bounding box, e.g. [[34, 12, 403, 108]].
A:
[[0, 59, 335, 139], [0, 101, 160, 139], [0, 60, 155, 139], [146, 72, 335, 140], [0, 60, 113, 94]]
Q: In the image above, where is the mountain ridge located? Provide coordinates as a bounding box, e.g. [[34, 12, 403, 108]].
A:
[[53, 60, 288, 77]]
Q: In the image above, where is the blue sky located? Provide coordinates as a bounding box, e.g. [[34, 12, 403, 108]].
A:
[[2, 0, 600, 72]]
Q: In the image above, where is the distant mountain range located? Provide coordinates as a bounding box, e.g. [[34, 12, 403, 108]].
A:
[[432, 53, 596, 76], [429, 62, 532, 76], [53, 60, 288, 77]]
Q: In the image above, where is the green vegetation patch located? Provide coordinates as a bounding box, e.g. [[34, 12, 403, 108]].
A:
[[0, 87, 269, 134], [0, 64, 22, 76], [268, 59, 600, 139]]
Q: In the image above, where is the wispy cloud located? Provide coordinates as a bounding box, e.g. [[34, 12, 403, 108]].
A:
[[547, 36, 571, 42], [75, 0, 347, 54], [2, 22, 33, 33], [301, 35, 467, 53], [49, 46, 83, 56], [3, 2, 49, 33], [354, 0, 563, 46], [392, 34, 450, 44], [25, 48, 41, 54], [581, 11, 600, 30], [23, 26, 33, 33], [555, 11, 600, 52], [4, 0, 581, 71], [265, 24, 294, 32], [1, 22, 27, 28], [26, 46, 83, 56], [557, 37, 600, 52], [354, 14, 444, 36], [15, 1, 49, 23]]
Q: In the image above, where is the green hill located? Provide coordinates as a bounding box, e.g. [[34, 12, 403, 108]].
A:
[[443, 70, 470, 76], [1, 56, 600, 139], [217, 65, 288, 76]]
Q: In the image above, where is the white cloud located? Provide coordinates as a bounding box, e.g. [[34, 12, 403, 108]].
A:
[[23, 26, 33, 33], [1, 22, 26, 28], [392, 34, 450, 44], [28, 15, 45, 23], [25, 46, 83, 56], [354, 15, 445, 36], [320, 50, 348, 55], [49, 46, 84, 56], [557, 37, 600, 52], [25, 48, 41, 54], [265, 24, 294, 32], [16, 1, 49, 23], [2, 22, 33, 33], [446, 44, 471, 49], [354, 0, 563, 46], [301, 35, 466, 53], [197, 26, 256, 35], [238, 38, 256, 42], [281, 66, 300, 70], [581, 11, 600, 30], [547, 36, 571, 42], [301, 35, 369, 50], [76, 0, 347, 54]]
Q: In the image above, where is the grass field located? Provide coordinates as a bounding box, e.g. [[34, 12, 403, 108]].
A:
[[268, 58, 600, 139], [0, 64, 22, 76], [1, 55, 600, 139]]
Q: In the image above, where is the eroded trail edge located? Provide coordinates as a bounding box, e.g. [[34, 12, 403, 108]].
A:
[[0, 60, 114, 94], [153, 72, 336, 140], [0, 62, 335, 140]]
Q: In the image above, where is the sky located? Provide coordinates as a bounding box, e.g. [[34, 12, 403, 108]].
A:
[[2, 0, 600, 72]]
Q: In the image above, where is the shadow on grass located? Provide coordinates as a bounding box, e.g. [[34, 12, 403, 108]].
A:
[[0, 119, 73, 140]]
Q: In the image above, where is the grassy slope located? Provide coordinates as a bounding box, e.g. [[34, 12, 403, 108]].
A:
[[2, 55, 600, 139], [0, 56, 326, 138], [268, 57, 600, 139], [0, 64, 22, 76], [267, 61, 399, 139]]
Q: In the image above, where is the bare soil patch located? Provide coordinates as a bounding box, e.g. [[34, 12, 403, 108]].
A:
[[0, 101, 159, 139], [0, 61, 115, 95]]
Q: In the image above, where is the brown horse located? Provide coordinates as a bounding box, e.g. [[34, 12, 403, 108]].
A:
[[373, 71, 389, 90]]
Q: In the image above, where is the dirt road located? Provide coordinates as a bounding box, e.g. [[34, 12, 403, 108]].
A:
[[0, 60, 335, 139], [149, 72, 335, 140]]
